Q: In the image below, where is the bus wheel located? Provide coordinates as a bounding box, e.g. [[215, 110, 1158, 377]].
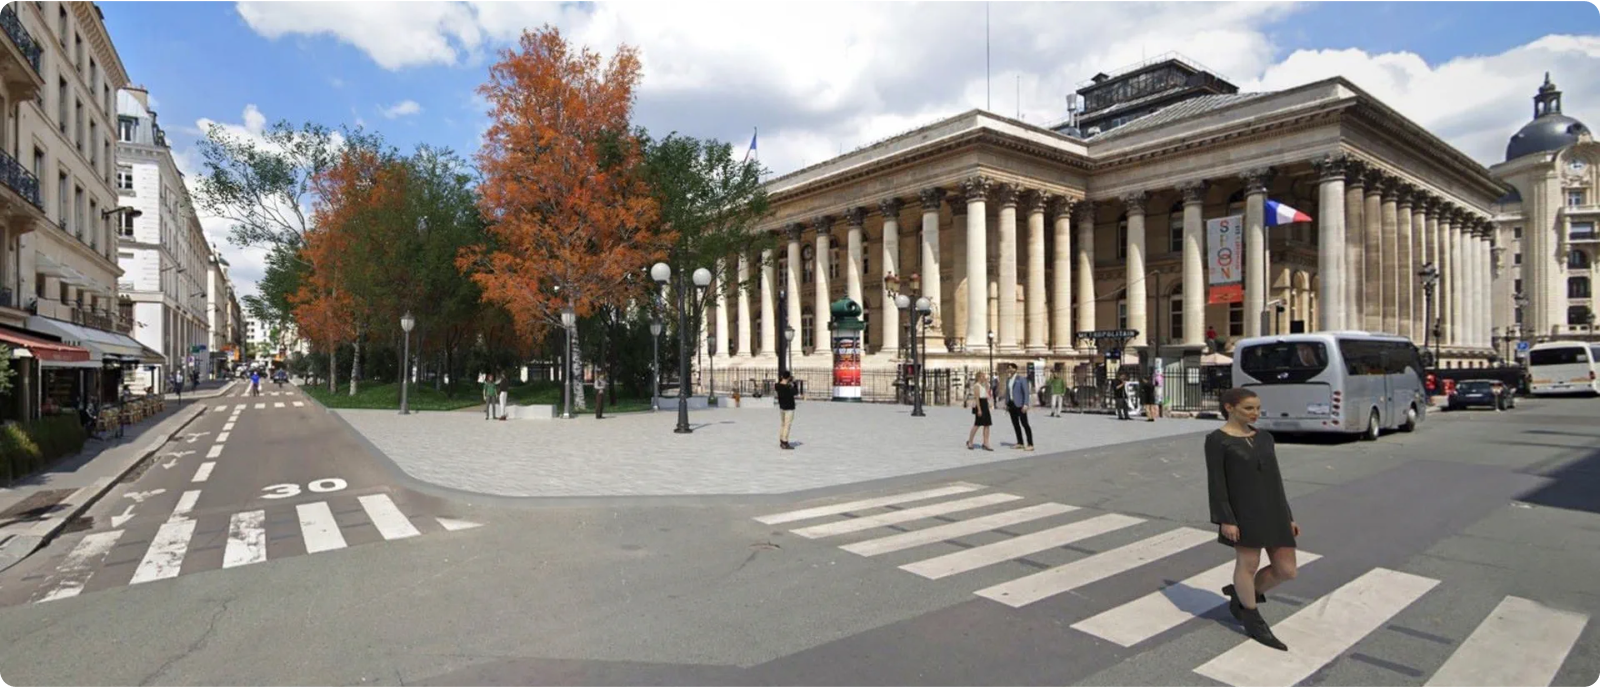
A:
[[1399, 405, 1418, 432], [1363, 410, 1382, 441]]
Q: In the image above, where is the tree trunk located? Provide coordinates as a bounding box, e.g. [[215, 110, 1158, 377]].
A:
[[348, 327, 364, 396], [569, 327, 587, 411], [328, 344, 338, 394], [595, 318, 607, 419]]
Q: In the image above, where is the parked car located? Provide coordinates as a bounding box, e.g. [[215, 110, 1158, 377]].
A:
[[1446, 379, 1515, 411]]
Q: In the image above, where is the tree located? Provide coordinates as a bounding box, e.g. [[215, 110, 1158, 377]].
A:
[[459, 25, 671, 410], [0, 345, 14, 397]]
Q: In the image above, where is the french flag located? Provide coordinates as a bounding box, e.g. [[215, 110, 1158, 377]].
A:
[[1265, 200, 1312, 226], [743, 128, 758, 164]]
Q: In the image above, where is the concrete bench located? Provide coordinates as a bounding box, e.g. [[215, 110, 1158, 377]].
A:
[[502, 404, 557, 420], [728, 397, 777, 410], [655, 396, 710, 410]]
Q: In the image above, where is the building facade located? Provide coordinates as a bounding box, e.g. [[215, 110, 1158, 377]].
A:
[[205, 247, 244, 376], [706, 56, 1518, 386], [116, 85, 213, 391], [0, 1, 160, 421], [1488, 74, 1597, 358]]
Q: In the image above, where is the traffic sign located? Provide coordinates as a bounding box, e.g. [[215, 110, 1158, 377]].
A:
[[1516, 340, 1530, 353]]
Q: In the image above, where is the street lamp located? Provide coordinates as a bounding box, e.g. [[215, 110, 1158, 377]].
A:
[[987, 330, 996, 383], [649, 319, 663, 411], [706, 334, 717, 405], [912, 296, 931, 417], [399, 311, 415, 415], [652, 261, 712, 434], [1418, 262, 1440, 366], [560, 305, 576, 419]]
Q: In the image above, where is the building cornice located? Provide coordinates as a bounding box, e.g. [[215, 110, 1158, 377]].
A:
[[1343, 104, 1509, 202], [73, 3, 128, 89]]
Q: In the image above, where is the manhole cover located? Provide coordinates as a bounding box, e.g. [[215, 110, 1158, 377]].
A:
[[0, 489, 77, 520]]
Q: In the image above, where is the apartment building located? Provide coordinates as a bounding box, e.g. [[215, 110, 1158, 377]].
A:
[[116, 85, 214, 391], [0, 2, 160, 421], [206, 247, 245, 376]]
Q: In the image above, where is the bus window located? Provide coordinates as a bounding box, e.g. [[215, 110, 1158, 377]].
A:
[[1530, 347, 1587, 366], [1338, 340, 1386, 375], [1240, 341, 1329, 384]]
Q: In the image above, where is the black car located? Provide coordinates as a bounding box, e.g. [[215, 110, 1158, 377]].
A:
[[1446, 379, 1515, 411]]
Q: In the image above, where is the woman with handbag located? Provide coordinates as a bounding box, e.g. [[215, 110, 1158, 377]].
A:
[[964, 371, 994, 451]]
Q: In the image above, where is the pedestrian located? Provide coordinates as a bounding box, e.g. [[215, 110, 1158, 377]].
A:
[[483, 372, 499, 421], [496, 374, 509, 421], [775, 370, 797, 450], [1206, 387, 1300, 652], [964, 371, 994, 450], [1111, 373, 1131, 420], [1047, 371, 1067, 417], [1141, 370, 1159, 422], [1005, 363, 1035, 451]]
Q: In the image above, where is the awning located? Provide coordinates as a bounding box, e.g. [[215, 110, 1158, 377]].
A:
[[25, 316, 164, 365], [0, 327, 92, 364]]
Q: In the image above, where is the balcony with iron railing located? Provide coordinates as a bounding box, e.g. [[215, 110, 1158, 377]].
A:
[[0, 5, 44, 101], [71, 306, 117, 332], [0, 147, 42, 211]]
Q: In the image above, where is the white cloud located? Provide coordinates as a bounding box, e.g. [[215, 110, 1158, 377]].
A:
[[381, 99, 423, 119]]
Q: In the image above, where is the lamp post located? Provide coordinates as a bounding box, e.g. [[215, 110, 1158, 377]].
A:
[[560, 305, 576, 419], [706, 334, 717, 405], [650, 319, 662, 411], [987, 330, 996, 383], [895, 293, 913, 408], [399, 311, 415, 415], [913, 296, 931, 416], [1418, 262, 1440, 366], [652, 261, 711, 434]]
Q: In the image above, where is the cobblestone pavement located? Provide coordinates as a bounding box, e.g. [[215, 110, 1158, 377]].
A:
[[333, 402, 1214, 497]]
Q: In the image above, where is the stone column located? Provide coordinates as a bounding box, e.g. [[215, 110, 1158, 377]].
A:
[[948, 197, 968, 349], [1179, 180, 1207, 345], [1075, 202, 1097, 337], [812, 217, 832, 354], [918, 188, 948, 354], [1123, 192, 1150, 347], [1412, 200, 1429, 340], [995, 183, 1021, 352], [878, 198, 902, 357], [1050, 196, 1075, 354], [1312, 156, 1346, 331], [1394, 187, 1414, 341], [1242, 169, 1271, 339], [961, 177, 992, 354], [1344, 163, 1367, 327], [843, 207, 866, 312], [736, 253, 752, 358], [1025, 192, 1049, 354], [1448, 213, 1463, 347], [1423, 202, 1440, 344], [785, 224, 804, 358], [760, 245, 776, 356], [714, 257, 730, 360], [1362, 170, 1385, 332], [1473, 228, 1487, 348], [1379, 181, 1400, 334]]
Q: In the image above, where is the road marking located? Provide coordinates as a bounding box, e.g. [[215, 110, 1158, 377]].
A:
[[254, 403, 265, 409], [296, 502, 347, 553], [437, 517, 483, 531], [1424, 595, 1589, 687], [223, 422, 234, 432], [212, 406, 227, 413], [274, 402, 285, 408], [206, 445, 223, 459], [129, 518, 197, 584], [192, 462, 215, 483], [900, 513, 1143, 580], [216, 431, 230, 443], [292, 401, 304, 407], [170, 489, 201, 520], [1071, 552, 1324, 646], [223, 510, 268, 568], [1194, 567, 1439, 687], [754, 483, 987, 525], [36, 530, 125, 602], [791, 493, 1024, 539], [124, 488, 166, 504], [359, 494, 421, 540], [842, 503, 1079, 557], [110, 504, 136, 527], [976, 527, 1214, 608]]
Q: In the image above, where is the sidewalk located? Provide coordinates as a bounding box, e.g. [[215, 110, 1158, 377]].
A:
[[0, 380, 236, 572]]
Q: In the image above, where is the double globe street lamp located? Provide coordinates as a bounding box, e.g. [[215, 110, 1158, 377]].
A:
[[399, 310, 415, 415], [560, 305, 576, 419], [1418, 262, 1440, 366], [649, 319, 663, 411], [894, 293, 932, 417], [650, 261, 712, 434]]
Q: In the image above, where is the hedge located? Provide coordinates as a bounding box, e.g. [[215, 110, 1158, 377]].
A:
[[1, 415, 87, 484]]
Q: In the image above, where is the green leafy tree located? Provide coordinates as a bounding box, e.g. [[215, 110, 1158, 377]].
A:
[[0, 345, 14, 397]]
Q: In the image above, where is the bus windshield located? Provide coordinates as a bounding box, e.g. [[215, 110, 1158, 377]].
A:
[[1239, 341, 1329, 384], [1530, 347, 1589, 366]]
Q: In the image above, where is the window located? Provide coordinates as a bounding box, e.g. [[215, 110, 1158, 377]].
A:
[[1569, 189, 1586, 207], [829, 246, 838, 281], [33, 148, 44, 180], [117, 165, 134, 191], [1116, 216, 1128, 259], [1515, 253, 1522, 265], [118, 116, 136, 141], [58, 282, 67, 303], [1239, 341, 1328, 384], [1168, 209, 1183, 254], [57, 78, 67, 133], [74, 33, 82, 74], [1116, 299, 1127, 330], [1514, 226, 1523, 239], [57, 173, 67, 227], [1169, 294, 1183, 343], [88, 199, 97, 249], [1571, 277, 1592, 299], [1571, 250, 1592, 270], [35, 273, 44, 299], [1338, 339, 1423, 380], [1229, 301, 1244, 337], [1572, 222, 1597, 242], [75, 98, 83, 151], [74, 186, 83, 239], [88, 121, 97, 167], [801, 313, 814, 351], [57, 7, 66, 47], [1533, 343, 1589, 365]]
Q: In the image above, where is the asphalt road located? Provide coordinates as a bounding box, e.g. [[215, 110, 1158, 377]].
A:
[[0, 390, 1595, 686]]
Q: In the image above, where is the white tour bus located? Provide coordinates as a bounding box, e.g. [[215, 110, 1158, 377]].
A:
[[1527, 341, 1600, 396], [1231, 331, 1429, 440]]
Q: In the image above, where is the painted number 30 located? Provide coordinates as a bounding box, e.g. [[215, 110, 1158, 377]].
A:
[[261, 478, 348, 499]]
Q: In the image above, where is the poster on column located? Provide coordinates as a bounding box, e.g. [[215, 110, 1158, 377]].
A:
[[831, 335, 862, 400], [1207, 215, 1245, 305]]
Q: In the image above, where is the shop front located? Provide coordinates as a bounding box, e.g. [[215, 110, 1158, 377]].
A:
[[25, 316, 166, 410], [0, 327, 94, 423]]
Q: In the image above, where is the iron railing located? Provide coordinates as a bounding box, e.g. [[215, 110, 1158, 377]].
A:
[[0, 148, 41, 209], [1, 5, 42, 74]]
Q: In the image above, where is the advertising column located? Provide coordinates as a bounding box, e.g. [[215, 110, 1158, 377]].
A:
[[829, 298, 865, 402]]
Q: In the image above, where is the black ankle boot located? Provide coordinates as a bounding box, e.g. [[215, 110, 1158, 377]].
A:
[[1227, 595, 1244, 622], [1240, 606, 1288, 651], [1222, 584, 1267, 604]]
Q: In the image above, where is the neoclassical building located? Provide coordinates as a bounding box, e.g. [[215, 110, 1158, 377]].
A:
[[1489, 74, 1597, 357], [703, 55, 1522, 377]]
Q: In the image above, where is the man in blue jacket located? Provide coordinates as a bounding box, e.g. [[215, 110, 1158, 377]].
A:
[[1005, 364, 1035, 451]]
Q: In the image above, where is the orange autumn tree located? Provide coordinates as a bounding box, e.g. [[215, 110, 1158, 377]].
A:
[[459, 25, 669, 408]]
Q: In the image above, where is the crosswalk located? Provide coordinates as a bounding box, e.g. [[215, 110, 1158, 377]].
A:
[[26, 493, 482, 604], [754, 482, 1592, 687], [222, 388, 300, 399], [210, 401, 305, 412]]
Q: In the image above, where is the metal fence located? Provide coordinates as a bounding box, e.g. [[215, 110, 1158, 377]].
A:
[[709, 367, 956, 406]]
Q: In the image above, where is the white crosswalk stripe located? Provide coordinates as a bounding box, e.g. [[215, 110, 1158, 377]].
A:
[[292, 401, 304, 407], [296, 502, 347, 553], [129, 518, 197, 585], [35, 531, 124, 602], [223, 510, 268, 568], [753, 482, 1594, 684], [359, 494, 422, 540]]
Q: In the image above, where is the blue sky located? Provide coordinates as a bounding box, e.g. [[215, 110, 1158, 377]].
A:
[[93, 2, 1600, 298]]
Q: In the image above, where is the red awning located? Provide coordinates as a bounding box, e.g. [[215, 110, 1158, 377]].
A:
[[0, 328, 92, 363]]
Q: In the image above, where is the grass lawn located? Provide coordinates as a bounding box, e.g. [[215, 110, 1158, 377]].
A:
[[302, 380, 655, 414]]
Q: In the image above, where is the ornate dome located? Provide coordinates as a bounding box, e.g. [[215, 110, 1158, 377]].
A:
[[1506, 73, 1590, 162]]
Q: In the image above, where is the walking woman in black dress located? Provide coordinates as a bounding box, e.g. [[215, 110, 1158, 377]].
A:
[[964, 371, 994, 450], [1206, 387, 1300, 651]]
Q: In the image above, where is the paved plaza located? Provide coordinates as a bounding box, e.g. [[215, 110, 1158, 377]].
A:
[[332, 403, 1215, 498]]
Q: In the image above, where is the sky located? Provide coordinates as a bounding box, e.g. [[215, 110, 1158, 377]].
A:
[[96, 0, 1600, 302]]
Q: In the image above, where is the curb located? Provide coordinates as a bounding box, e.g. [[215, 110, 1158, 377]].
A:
[[0, 402, 211, 573]]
